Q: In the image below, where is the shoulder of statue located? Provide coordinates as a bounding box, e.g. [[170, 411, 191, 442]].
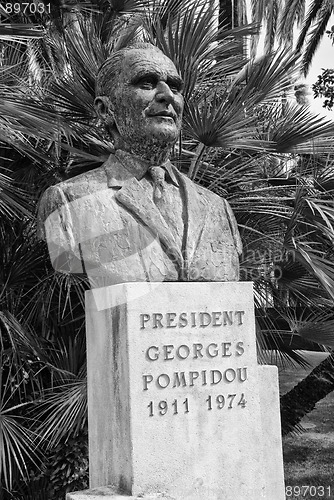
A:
[[37, 161, 111, 240], [190, 180, 229, 205], [64, 162, 109, 188], [44, 163, 110, 200]]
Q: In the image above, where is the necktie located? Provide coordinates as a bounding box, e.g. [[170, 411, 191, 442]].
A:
[[148, 166, 166, 201], [148, 164, 184, 251]]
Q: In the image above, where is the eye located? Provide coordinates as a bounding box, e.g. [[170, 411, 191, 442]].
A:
[[136, 76, 157, 89], [167, 79, 184, 94], [171, 85, 182, 94]]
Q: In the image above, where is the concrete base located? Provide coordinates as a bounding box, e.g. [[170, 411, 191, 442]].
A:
[[67, 367, 285, 500], [66, 486, 173, 499], [76, 282, 284, 500], [258, 365, 285, 497]]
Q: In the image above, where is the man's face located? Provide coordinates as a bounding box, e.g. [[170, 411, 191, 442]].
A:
[[110, 48, 184, 148]]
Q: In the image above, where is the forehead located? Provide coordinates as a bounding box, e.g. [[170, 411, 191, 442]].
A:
[[120, 49, 180, 81]]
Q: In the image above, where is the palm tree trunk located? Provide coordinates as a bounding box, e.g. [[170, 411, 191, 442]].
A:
[[280, 353, 334, 435], [219, 0, 246, 55]]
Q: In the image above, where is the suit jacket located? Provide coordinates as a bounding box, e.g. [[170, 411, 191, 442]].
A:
[[38, 151, 242, 288]]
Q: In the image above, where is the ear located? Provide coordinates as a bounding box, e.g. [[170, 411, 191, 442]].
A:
[[94, 96, 114, 125]]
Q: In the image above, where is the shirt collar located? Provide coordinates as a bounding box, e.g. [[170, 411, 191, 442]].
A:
[[105, 149, 179, 188]]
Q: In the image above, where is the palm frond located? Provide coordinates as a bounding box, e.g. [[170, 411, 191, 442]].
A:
[[0, 168, 31, 221], [279, 0, 306, 44], [300, 8, 332, 76], [46, 333, 86, 379], [0, 359, 41, 490], [146, 0, 220, 100], [35, 376, 87, 450], [147, 0, 203, 28], [254, 295, 310, 368], [0, 414, 39, 489], [236, 0, 248, 26], [183, 92, 268, 151], [145, 0, 256, 101], [269, 103, 334, 153], [0, 25, 46, 39], [0, 96, 73, 142], [298, 320, 334, 346], [233, 50, 300, 105], [263, 0, 281, 54], [250, 0, 266, 55], [296, 0, 327, 51]]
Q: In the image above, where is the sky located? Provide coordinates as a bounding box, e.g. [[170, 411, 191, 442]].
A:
[[243, 2, 334, 120], [305, 19, 334, 118]]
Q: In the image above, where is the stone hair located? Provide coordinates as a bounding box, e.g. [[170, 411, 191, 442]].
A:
[[95, 43, 164, 97]]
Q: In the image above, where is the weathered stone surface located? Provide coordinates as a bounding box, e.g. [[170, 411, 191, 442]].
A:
[[66, 487, 175, 499], [84, 282, 285, 500], [37, 45, 242, 289], [38, 150, 242, 288], [258, 365, 286, 498]]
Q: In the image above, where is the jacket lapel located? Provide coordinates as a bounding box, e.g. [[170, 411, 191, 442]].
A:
[[173, 167, 208, 273], [104, 155, 184, 271]]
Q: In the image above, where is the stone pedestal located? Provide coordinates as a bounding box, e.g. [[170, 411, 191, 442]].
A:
[[67, 282, 285, 500]]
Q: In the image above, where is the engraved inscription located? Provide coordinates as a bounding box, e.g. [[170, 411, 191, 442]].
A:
[[141, 309, 249, 416], [148, 398, 190, 417], [140, 310, 245, 329], [147, 394, 247, 417], [145, 341, 245, 361], [142, 367, 248, 391]]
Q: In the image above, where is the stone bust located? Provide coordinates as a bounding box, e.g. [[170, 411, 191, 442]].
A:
[[38, 43, 242, 289]]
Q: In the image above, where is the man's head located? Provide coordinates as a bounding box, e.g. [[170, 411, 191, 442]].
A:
[[95, 43, 184, 163]]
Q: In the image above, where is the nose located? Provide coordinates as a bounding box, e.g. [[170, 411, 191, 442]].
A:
[[155, 81, 174, 105]]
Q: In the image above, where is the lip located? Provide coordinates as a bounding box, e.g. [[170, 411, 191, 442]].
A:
[[148, 111, 176, 122]]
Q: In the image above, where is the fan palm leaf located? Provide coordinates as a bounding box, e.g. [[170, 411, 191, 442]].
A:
[[278, 189, 334, 303], [0, 169, 31, 221], [0, 358, 41, 490], [293, 243, 334, 299], [146, 0, 251, 100], [34, 373, 87, 450], [183, 93, 265, 151], [20, 266, 87, 337], [231, 157, 334, 363], [147, 0, 203, 29], [254, 291, 311, 368], [296, 312, 334, 346], [0, 91, 75, 168], [267, 103, 334, 153], [233, 50, 300, 105]]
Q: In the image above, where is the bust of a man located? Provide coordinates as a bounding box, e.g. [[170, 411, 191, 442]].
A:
[[38, 43, 242, 288]]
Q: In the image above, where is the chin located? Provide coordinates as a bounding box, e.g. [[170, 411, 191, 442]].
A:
[[122, 127, 179, 155], [149, 126, 179, 144]]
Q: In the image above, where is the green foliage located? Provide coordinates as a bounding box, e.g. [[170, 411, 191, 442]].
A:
[[2, 429, 88, 499], [45, 428, 89, 499], [313, 68, 334, 111]]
